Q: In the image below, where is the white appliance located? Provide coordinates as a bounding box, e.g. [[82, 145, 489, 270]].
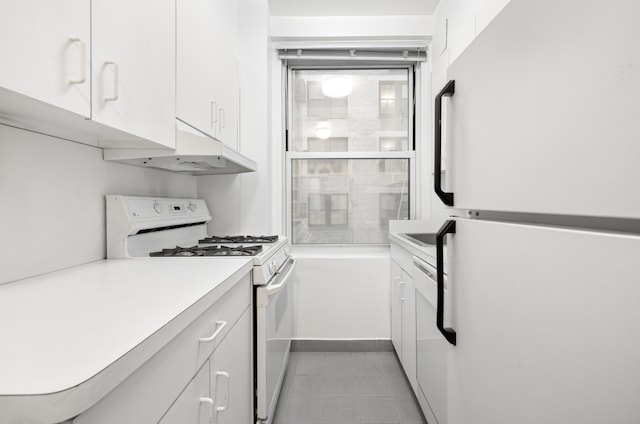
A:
[[106, 195, 295, 424], [428, 0, 640, 423], [412, 255, 449, 424], [103, 120, 257, 175]]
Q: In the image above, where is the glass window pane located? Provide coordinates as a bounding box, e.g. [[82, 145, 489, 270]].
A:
[[291, 159, 409, 244], [290, 69, 410, 152]]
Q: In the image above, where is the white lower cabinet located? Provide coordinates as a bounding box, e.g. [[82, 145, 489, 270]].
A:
[[73, 274, 252, 424], [400, 269, 416, 389], [159, 361, 211, 424], [389, 255, 417, 390], [209, 308, 252, 424], [390, 260, 403, 357], [161, 309, 251, 424]]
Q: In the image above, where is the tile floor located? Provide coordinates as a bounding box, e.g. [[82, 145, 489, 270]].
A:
[[272, 351, 427, 424]]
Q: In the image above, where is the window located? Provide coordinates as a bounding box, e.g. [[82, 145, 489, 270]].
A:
[[308, 193, 349, 227], [306, 82, 348, 118], [286, 66, 416, 244]]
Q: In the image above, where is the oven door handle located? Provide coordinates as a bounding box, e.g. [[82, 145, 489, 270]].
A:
[[413, 256, 437, 281], [266, 258, 296, 297]]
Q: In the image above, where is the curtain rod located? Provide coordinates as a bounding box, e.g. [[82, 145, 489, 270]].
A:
[[278, 48, 427, 62]]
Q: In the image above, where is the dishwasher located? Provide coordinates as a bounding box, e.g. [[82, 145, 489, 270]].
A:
[[413, 255, 451, 424]]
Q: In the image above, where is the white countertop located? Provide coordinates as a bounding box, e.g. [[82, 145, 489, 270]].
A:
[[0, 257, 253, 423], [389, 220, 448, 268], [389, 232, 438, 265]]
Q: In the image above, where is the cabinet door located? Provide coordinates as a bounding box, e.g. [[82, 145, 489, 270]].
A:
[[177, 0, 239, 147], [210, 0, 239, 148], [92, 0, 175, 148], [0, 0, 90, 117], [210, 307, 252, 424], [213, 47, 240, 149], [159, 362, 211, 424], [390, 260, 403, 358], [211, 0, 238, 50], [176, 0, 217, 138], [400, 270, 416, 389]]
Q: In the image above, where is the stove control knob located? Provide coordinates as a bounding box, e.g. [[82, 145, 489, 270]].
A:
[[188, 202, 197, 212], [153, 201, 163, 214], [269, 261, 278, 275]]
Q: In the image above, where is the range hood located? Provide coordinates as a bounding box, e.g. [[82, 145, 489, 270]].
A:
[[102, 120, 257, 175]]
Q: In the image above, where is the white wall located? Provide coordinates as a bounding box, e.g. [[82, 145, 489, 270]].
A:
[[270, 15, 434, 42], [0, 124, 196, 284], [293, 250, 391, 340]]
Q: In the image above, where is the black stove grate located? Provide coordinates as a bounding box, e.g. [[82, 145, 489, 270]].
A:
[[149, 245, 263, 257], [199, 235, 279, 244]]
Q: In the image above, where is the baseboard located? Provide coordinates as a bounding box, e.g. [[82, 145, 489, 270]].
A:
[[291, 339, 394, 352]]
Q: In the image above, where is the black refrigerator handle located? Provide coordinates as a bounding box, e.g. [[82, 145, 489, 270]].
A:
[[436, 219, 457, 346], [434, 80, 455, 206]]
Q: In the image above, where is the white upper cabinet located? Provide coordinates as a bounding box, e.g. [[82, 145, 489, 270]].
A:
[[213, 48, 240, 150], [0, 0, 90, 117], [0, 0, 175, 149], [177, 0, 218, 138], [433, 0, 512, 68], [92, 0, 175, 149], [177, 0, 239, 149]]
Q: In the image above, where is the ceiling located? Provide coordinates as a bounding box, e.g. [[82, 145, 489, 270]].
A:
[[268, 0, 440, 16]]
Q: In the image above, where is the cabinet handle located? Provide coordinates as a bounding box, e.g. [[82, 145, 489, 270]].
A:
[[413, 256, 437, 280], [219, 108, 225, 129], [104, 61, 119, 101], [434, 80, 455, 206], [199, 320, 227, 343], [210, 101, 218, 127], [436, 220, 457, 346], [393, 276, 401, 295], [215, 371, 230, 414], [68, 38, 86, 84], [398, 281, 406, 301]]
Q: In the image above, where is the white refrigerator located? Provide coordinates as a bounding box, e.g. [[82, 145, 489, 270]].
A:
[[432, 0, 640, 423]]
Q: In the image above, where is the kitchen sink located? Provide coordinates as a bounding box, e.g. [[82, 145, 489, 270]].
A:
[[402, 233, 445, 246]]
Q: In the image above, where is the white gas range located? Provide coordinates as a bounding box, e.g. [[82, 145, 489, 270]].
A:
[[106, 195, 295, 424]]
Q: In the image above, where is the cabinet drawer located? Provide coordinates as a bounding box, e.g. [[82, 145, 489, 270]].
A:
[[74, 273, 250, 424], [390, 243, 415, 278]]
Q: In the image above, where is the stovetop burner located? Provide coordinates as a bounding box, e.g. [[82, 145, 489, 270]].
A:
[[149, 245, 264, 257], [199, 235, 279, 244]]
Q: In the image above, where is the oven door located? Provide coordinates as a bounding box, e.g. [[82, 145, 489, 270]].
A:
[[255, 257, 296, 423]]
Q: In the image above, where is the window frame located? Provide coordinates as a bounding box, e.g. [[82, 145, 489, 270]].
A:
[[284, 64, 417, 246]]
